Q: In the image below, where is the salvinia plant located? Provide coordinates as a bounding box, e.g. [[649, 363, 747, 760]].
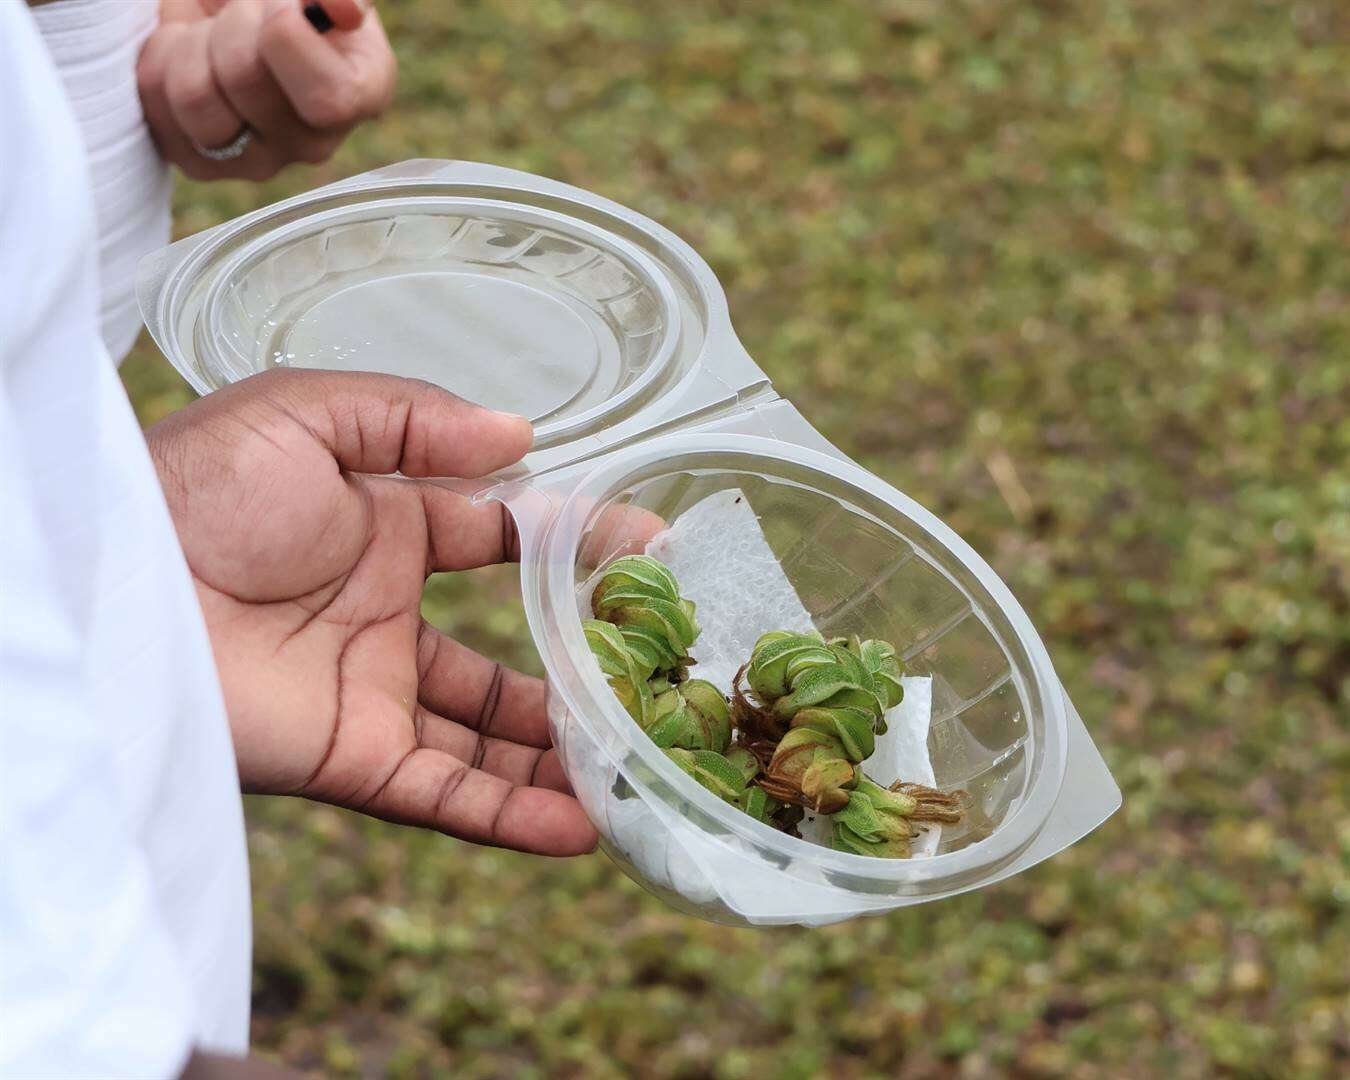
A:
[[582, 556, 791, 827], [583, 555, 964, 856]]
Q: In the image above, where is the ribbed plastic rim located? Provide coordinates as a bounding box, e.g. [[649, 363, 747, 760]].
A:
[[190, 195, 684, 449]]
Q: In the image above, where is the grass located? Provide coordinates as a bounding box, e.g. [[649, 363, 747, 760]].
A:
[[121, 1, 1349, 1076]]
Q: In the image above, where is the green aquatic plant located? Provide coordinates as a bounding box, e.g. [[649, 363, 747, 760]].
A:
[[733, 630, 902, 812], [664, 744, 792, 827], [585, 616, 730, 752], [757, 725, 857, 814], [746, 631, 836, 702], [591, 555, 699, 673], [583, 618, 653, 727], [722, 745, 790, 824], [647, 678, 732, 753], [724, 746, 761, 784], [584, 557, 962, 853], [839, 634, 905, 712], [735, 630, 895, 741], [617, 624, 683, 677], [830, 776, 966, 858], [584, 556, 805, 831], [664, 747, 748, 802]]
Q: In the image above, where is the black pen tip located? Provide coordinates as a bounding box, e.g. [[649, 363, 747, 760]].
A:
[[303, 3, 335, 34]]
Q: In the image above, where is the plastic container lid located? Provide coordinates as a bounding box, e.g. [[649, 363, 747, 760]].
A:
[[138, 160, 771, 477]]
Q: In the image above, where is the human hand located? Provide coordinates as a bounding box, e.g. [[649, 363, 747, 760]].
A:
[[148, 369, 597, 856], [137, 0, 396, 181]]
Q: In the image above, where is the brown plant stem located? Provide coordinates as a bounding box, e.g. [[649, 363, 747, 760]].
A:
[[755, 774, 850, 815], [730, 663, 788, 743], [889, 781, 968, 823]]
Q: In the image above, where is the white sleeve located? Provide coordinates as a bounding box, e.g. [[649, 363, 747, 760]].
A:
[[0, 6, 196, 1077], [0, 406, 195, 1080]]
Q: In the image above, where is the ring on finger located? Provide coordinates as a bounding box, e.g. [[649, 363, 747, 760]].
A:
[[192, 126, 254, 161]]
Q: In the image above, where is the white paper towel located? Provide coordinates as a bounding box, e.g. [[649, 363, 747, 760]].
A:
[[647, 488, 816, 690]]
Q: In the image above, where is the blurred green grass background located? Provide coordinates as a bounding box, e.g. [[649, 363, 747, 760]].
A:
[[121, 1, 1349, 1076]]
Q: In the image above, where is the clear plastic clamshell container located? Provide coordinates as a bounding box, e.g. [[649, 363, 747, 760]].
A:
[[138, 160, 1120, 927]]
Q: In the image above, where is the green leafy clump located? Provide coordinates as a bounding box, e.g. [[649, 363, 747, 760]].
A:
[[590, 555, 699, 677], [830, 777, 966, 859], [734, 630, 921, 823], [585, 558, 962, 854], [585, 556, 795, 827]]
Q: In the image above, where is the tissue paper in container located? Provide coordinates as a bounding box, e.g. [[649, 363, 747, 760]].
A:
[[137, 160, 1120, 927]]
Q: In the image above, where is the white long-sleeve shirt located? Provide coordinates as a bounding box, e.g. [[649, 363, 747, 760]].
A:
[[1, 6, 251, 1075], [31, 0, 173, 363]]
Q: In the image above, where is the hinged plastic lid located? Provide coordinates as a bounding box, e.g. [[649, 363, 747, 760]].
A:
[[137, 160, 773, 480]]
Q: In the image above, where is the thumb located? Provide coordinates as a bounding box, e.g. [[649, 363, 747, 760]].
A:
[[239, 369, 534, 478]]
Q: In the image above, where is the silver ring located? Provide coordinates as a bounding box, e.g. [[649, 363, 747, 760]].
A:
[[193, 127, 253, 161]]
